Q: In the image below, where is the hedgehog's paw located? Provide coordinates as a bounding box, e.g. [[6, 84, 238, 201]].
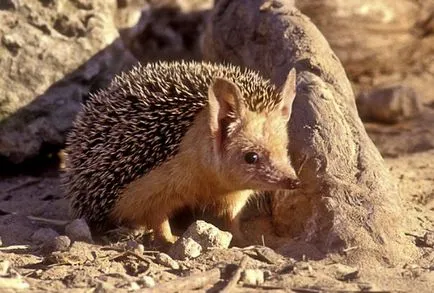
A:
[[153, 218, 178, 249], [159, 234, 179, 244]]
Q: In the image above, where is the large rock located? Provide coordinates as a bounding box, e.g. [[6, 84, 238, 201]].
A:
[[202, 0, 419, 265], [0, 0, 137, 163]]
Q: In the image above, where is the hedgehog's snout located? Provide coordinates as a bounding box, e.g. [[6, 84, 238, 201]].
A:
[[279, 176, 301, 190], [274, 167, 300, 190]]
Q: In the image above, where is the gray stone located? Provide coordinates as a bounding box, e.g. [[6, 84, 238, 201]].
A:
[[331, 263, 359, 281], [126, 240, 145, 254], [182, 220, 232, 250], [41, 235, 71, 253], [129, 282, 140, 291], [94, 281, 116, 293], [31, 228, 60, 244], [0, 260, 10, 275], [139, 276, 155, 288], [241, 269, 264, 286], [0, 0, 137, 163], [423, 232, 434, 248], [203, 0, 418, 265], [65, 219, 93, 243], [155, 253, 179, 270], [169, 237, 202, 260]]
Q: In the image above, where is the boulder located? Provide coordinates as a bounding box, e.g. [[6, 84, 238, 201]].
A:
[[202, 0, 419, 266], [0, 0, 137, 163]]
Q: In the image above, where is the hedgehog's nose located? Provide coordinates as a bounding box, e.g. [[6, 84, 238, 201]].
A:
[[278, 168, 301, 190], [284, 177, 301, 189]]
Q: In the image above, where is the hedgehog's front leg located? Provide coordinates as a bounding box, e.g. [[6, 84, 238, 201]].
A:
[[223, 190, 253, 247], [112, 183, 180, 245], [153, 217, 178, 245]]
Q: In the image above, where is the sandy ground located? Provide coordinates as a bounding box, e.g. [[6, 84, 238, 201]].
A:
[[0, 89, 433, 292]]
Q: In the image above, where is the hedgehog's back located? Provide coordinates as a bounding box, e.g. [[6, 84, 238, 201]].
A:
[[63, 61, 279, 229]]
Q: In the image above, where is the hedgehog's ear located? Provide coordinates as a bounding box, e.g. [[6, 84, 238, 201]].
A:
[[208, 78, 244, 150], [278, 68, 297, 121]]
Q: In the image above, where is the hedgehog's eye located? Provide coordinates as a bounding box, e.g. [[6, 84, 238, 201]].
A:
[[244, 152, 259, 164]]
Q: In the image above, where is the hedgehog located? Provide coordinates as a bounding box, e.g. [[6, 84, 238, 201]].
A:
[[63, 61, 299, 245]]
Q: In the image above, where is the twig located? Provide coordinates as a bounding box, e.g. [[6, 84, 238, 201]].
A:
[[0, 245, 30, 251], [292, 288, 395, 293], [101, 248, 153, 274], [26, 215, 69, 226], [2, 178, 42, 194], [221, 256, 249, 293], [296, 153, 309, 177], [404, 232, 422, 238], [100, 246, 159, 255], [243, 283, 285, 290], [109, 250, 152, 264], [142, 268, 221, 292], [342, 246, 359, 253], [291, 288, 321, 293], [3, 212, 69, 227]]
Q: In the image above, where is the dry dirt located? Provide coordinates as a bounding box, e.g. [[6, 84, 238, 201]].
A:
[[0, 82, 433, 292]]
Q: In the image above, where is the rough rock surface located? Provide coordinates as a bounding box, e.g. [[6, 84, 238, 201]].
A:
[[41, 235, 71, 253], [169, 237, 202, 260], [295, 0, 434, 80], [31, 228, 60, 244], [202, 0, 419, 265], [120, 0, 213, 63], [356, 85, 422, 124], [0, 0, 137, 163], [181, 220, 232, 250], [64, 218, 92, 243]]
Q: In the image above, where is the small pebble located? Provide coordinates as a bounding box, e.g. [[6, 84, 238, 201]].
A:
[[65, 218, 93, 242], [263, 270, 272, 279], [169, 237, 202, 260], [2, 34, 24, 54], [139, 275, 155, 288], [358, 282, 381, 292], [155, 253, 179, 270], [129, 281, 140, 291], [182, 220, 232, 250], [42, 235, 71, 253], [0, 260, 10, 275], [31, 228, 60, 244], [423, 232, 434, 247], [298, 262, 310, 270], [126, 240, 145, 254], [241, 269, 264, 286], [332, 263, 359, 281], [94, 281, 115, 293], [136, 244, 145, 254]]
